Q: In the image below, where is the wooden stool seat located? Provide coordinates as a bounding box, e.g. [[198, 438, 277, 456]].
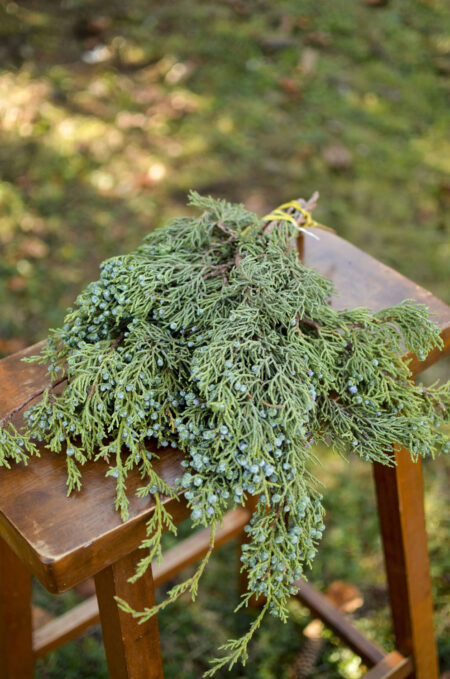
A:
[[0, 426, 187, 593], [1, 231, 448, 678]]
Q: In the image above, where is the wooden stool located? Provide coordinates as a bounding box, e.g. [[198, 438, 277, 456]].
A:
[[0, 231, 448, 679]]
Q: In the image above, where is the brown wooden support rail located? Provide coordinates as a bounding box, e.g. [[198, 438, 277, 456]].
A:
[[32, 508, 250, 659], [364, 653, 414, 679], [0, 231, 448, 678], [294, 578, 386, 667]]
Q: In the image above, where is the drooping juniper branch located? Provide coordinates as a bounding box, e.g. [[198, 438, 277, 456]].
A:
[[87, 332, 125, 400]]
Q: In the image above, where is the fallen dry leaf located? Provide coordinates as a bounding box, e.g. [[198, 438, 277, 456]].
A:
[[279, 76, 302, 97], [323, 143, 353, 170]]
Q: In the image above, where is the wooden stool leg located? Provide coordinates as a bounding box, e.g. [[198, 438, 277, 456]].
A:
[[373, 450, 439, 679], [0, 537, 34, 679], [95, 549, 164, 679]]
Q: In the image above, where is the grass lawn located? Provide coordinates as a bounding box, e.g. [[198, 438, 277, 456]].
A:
[[1, 0, 449, 676]]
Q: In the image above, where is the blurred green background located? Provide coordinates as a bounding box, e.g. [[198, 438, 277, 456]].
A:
[[0, 1, 448, 677]]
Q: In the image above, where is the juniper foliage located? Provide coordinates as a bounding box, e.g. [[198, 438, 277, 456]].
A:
[[0, 192, 448, 674]]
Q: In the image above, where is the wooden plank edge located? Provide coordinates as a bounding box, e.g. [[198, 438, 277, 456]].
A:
[[363, 651, 414, 679], [33, 506, 250, 658], [294, 578, 386, 667]]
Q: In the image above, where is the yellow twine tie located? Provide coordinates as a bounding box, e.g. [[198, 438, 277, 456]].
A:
[[262, 199, 320, 240]]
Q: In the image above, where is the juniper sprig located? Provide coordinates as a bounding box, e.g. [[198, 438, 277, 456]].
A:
[[0, 191, 448, 674]]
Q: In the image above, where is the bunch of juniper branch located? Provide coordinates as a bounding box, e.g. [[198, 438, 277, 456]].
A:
[[0, 192, 448, 674]]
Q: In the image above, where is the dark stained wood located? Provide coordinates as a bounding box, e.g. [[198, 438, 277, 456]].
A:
[[0, 537, 34, 679], [363, 651, 414, 679], [302, 231, 449, 330], [33, 507, 251, 658], [0, 342, 47, 417], [294, 577, 386, 668], [0, 344, 191, 592], [0, 444, 189, 593], [373, 452, 439, 679], [95, 550, 164, 679], [300, 232, 450, 373]]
